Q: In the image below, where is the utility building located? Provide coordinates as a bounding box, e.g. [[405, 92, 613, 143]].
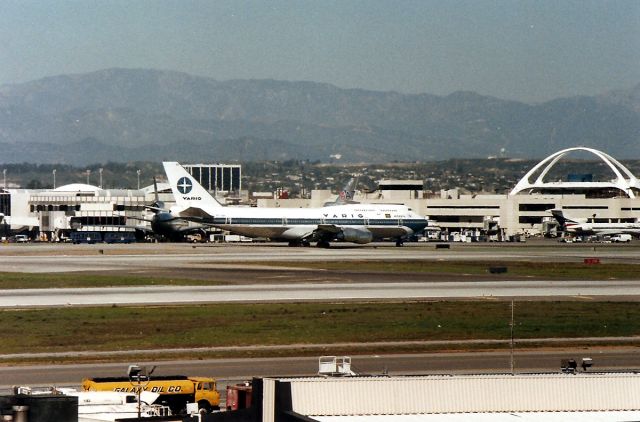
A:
[[208, 373, 640, 422]]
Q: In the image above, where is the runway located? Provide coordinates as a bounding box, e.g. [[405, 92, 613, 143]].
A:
[[1, 241, 640, 380], [1, 241, 640, 275], [1, 242, 640, 307], [2, 279, 640, 308], [1, 349, 639, 391]]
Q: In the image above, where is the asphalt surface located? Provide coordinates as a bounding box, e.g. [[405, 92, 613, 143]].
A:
[[2, 240, 640, 307], [1, 240, 640, 388], [2, 279, 640, 308], [1, 349, 639, 392], [2, 240, 640, 276]]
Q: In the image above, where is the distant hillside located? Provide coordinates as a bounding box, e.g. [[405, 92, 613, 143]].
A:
[[0, 68, 638, 164]]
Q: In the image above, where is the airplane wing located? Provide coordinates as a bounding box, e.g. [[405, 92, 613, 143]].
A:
[[124, 215, 154, 223], [144, 205, 166, 213], [312, 224, 376, 244], [593, 229, 640, 236], [315, 224, 342, 234], [314, 224, 413, 241]]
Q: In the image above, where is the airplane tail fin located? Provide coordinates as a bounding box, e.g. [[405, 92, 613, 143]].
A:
[[340, 176, 358, 202], [153, 177, 160, 204], [324, 177, 359, 206], [162, 162, 223, 212], [550, 209, 578, 229], [148, 177, 165, 213]]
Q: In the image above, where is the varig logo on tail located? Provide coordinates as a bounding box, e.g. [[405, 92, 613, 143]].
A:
[[177, 177, 193, 194]]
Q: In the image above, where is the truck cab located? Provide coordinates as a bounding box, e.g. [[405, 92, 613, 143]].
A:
[[193, 377, 219, 412]]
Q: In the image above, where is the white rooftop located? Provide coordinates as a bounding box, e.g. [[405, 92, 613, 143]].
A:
[[314, 411, 640, 421], [53, 183, 101, 192], [264, 373, 640, 422]]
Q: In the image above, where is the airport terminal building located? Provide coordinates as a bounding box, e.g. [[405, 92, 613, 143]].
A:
[[261, 147, 640, 239], [2, 147, 640, 241], [15, 184, 149, 242], [0, 165, 236, 242], [420, 147, 640, 238]]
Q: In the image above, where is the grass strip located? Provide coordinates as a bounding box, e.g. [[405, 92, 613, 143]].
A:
[[1, 259, 638, 290], [1, 301, 639, 355], [0, 273, 227, 289], [244, 260, 640, 280]]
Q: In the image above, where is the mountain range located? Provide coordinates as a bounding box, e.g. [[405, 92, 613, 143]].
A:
[[0, 68, 638, 164]]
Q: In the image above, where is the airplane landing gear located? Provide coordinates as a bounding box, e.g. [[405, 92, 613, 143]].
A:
[[395, 240, 404, 247], [316, 240, 331, 248], [289, 240, 312, 247]]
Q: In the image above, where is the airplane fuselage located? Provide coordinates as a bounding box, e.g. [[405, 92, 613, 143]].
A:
[[164, 161, 430, 246], [565, 222, 640, 236], [196, 204, 427, 242]]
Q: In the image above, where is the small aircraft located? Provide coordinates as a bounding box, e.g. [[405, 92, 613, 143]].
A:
[[550, 209, 640, 236], [163, 161, 430, 247]]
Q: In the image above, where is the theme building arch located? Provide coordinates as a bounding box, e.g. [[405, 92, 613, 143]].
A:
[[509, 147, 640, 198]]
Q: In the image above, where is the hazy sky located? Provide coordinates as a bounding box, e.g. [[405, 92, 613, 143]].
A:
[[1, 0, 638, 103]]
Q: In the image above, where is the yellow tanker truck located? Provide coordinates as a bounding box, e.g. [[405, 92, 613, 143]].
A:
[[82, 375, 220, 414]]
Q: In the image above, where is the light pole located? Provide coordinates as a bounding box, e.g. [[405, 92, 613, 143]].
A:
[[52, 169, 56, 189], [137, 169, 141, 190], [2, 169, 5, 190], [99, 168, 103, 189], [86, 169, 91, 185], [510, 300, 515, 375]]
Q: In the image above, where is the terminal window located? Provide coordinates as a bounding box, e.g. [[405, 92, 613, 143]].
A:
[[519, 203, 555, 212], [0, 193, 11, 215]]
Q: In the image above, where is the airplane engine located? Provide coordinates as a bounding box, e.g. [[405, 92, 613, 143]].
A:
[[338, 227, 373, 244]]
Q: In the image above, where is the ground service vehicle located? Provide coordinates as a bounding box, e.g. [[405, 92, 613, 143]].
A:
[[226, 382, 252, 411], [103, 232, 136, 243], [611, 234, 632, 243], [82, 375, 220, 414], [70, 231, 102, 244]]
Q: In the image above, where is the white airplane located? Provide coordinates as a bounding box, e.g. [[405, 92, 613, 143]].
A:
[[0, 213, 39, 232], [550, 209, 640, 236], [163, 161, 430, 247]]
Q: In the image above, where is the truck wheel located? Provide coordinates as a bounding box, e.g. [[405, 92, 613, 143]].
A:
[[198, 401, 211, 414]]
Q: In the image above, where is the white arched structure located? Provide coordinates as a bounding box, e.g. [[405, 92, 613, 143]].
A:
[[510, 147, 640, 198]]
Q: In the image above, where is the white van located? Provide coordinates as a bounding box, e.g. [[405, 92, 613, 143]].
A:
[[611, 234, 632, 243]]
